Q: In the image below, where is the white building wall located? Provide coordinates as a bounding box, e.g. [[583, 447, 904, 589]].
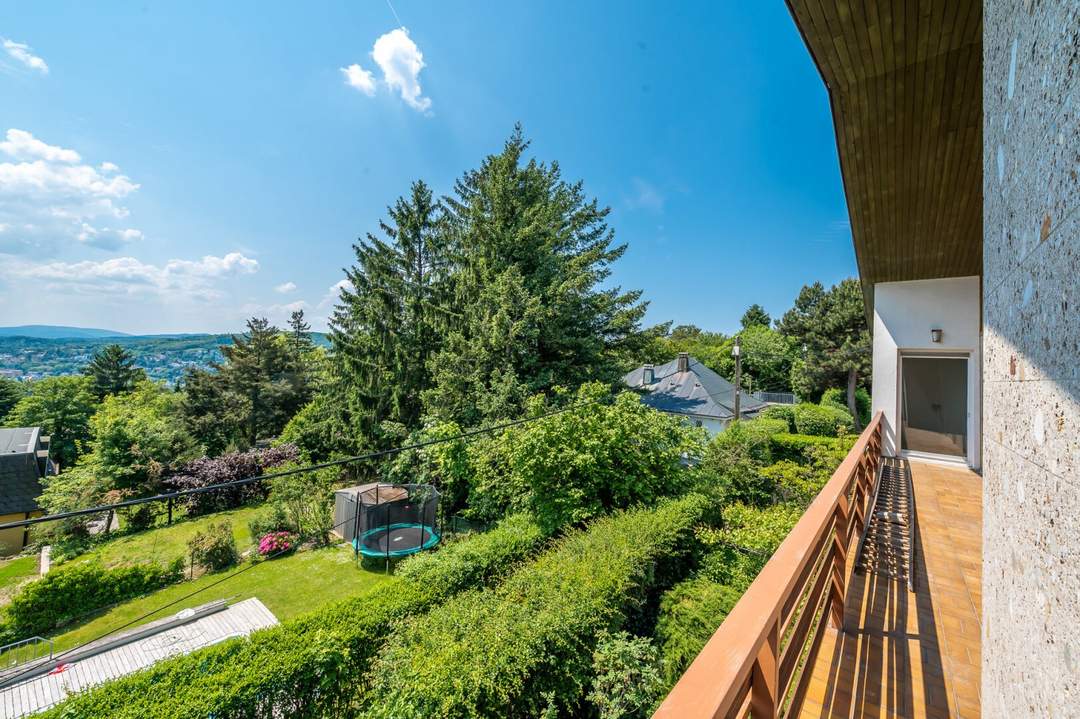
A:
[[871, 276, 982, 468]]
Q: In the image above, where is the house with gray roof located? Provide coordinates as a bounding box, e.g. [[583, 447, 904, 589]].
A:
[[623, 352, 766, 435], [0, 427, 53, 556]]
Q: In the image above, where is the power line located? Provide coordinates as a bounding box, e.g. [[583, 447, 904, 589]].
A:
[[0, 395, 610, 532]]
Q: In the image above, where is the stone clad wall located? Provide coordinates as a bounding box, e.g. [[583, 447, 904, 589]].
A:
[[982, 1, 1079, 716]]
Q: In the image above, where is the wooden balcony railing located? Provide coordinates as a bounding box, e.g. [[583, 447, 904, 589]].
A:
[[654, 412, 883, 719]]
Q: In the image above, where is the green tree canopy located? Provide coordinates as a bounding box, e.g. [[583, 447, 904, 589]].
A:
[[740, 303, 772, 329], [778, 278, 871, 427], [4, 375, 96, 468], [82, 344, 146, 400], [0, 377, 26, 419]]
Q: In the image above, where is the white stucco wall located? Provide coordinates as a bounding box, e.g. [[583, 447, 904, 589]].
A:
[[871, 276, 982, 467]]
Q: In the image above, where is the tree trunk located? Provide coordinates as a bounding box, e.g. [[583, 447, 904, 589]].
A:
[[847, 368, 862, 431]]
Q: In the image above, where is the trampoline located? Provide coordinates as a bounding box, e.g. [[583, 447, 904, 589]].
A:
[[355, 522, 440, 557], [335, 482, 441, 559]]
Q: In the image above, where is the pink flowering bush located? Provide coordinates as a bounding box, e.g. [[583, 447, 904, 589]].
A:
[[258, 531, 296, 557]]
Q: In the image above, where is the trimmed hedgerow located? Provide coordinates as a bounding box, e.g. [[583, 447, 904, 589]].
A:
[[358, 494, 709, 719], [768, 432, 852, 463], [654, 578, 742, 686], [38, 512, 546, 719], [0, 561, 183, 643], [758, 404, 796, 432], [792, 403, 854, 437]]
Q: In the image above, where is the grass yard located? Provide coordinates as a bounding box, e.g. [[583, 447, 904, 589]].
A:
[[0, 555, 38, 606], [62, 505, 264, 571], [48, 542, 395, 653]]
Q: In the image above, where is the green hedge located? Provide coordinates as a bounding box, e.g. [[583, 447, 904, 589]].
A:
[[792, 403, 854, 437], [40, 513, 546, 719], [768, 432, 853, 463], [654, 578, 742, 686], [359, 494, 709, 718], [758, 404, 796, 432], [0, 561, 183, 642], [820, 387, 870, 426]]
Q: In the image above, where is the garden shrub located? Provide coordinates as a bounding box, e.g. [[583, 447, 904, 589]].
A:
[[506, 387, 704, 534], [247, 503, 290, 540], [40, 511, 548, 719], [768, 432, 850, 463], [654, 578, 742, 686], [587, 630, 665, 719], [257, 531, 296, 556], [187, 521, 238, 572], [695, 418, 779, 507], [358, 494, 708, 718], [267, 465, 336, 544], [165, 444, 299, 515], [820, 387, 870, 426], [758, 404, 796, 432], [0, 560, 183, 641], [792, 403, 854, 437]]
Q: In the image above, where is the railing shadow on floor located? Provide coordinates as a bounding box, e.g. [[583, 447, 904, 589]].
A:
[[792, 503, 950, 718]]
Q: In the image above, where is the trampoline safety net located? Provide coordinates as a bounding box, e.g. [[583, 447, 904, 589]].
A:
[[337, 483, 440, 558]]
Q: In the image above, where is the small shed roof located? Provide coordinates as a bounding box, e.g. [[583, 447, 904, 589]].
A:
[[335, 483, 409, 505], [623, 356, 766, 421], [0, 598, 278, 718]]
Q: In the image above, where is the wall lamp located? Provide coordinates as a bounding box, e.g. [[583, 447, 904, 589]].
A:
[[930, 328, 943, 343]]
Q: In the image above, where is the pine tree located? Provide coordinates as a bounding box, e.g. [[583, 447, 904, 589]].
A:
[[779, 278, 871, 428], [330, 180, 449, 444], [82, 344, 146, 399], [740, 304, 772, 329], [218, 317, 311, 446], [423, 127, 647, 424], [287, 309, 313, 355]]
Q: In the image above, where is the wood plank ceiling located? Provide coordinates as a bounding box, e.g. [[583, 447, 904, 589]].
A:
[[785, 0, 983, 312]]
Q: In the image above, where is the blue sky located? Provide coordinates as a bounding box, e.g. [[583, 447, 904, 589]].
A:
[[0, 1, 855, 334]]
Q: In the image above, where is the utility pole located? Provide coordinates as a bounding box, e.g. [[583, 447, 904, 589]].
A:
[[732, 335, 742, 421]]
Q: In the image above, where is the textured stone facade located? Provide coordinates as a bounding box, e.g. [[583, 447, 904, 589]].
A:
[[982, 1, 1079, 716]]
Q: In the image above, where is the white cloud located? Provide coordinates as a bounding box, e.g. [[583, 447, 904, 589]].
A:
[[318, 279, 353, 310], [627, 178, 664, 213], [0, 129, 141, 254], [2, 39, 48, 74], [275, 281, 297, 294], [2, 252, 259, 302], [372, 28, 431, 112], [341, 63, 376, 96], [0, 129, 79, 163]]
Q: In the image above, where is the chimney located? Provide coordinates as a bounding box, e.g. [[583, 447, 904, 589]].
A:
[[677, 352, 690, 373], [642, 364, 655, 385]]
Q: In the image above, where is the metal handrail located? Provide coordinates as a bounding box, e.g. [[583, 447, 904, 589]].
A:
[[0, 636, 53, 671], [653, 412, 883, 719]]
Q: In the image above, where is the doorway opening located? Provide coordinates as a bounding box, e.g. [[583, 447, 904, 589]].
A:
[[900, 355, 968, 461]]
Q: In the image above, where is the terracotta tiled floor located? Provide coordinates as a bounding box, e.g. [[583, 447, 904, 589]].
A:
[[796, 460, 982, 719]]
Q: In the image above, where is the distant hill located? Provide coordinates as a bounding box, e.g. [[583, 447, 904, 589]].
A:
[[0, 325, 131, 339]]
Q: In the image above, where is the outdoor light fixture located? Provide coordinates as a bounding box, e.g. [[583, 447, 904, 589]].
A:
[[931, 328, 943, 343], [732, 338, 741, 356]]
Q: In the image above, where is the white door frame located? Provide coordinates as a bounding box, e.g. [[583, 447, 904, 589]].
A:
[[896, 350, 974, 467]]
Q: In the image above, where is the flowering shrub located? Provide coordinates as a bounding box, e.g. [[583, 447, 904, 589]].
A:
[[258, 531, 296, 556]]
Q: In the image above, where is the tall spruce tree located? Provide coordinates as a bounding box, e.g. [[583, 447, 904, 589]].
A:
[[82, 344, 146, 399], [423, 127, 647, 425], [779, 278, 871, 428], [287, 309, 313, 355], [330, 180, 450, 444]]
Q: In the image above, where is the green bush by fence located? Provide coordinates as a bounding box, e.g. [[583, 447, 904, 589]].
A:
[[792, 403, 854, 437], [768, 432, 852, 463], [654, 578, 742, 686], [39, 512, 547, 719], [758, 404, 796, 432], [0, 561, 183, 643], [820, 387, 870, 426], [359, 494, 709, 718]]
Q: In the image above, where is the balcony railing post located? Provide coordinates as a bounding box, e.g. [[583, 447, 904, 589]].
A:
[[750, 619, 779, 718], [828, 496, 849, 631]]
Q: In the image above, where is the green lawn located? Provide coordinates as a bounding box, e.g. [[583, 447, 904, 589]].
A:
[[63, 505, 264, 571], [48, 542, 395, 653], [0, 555, 38, 605]]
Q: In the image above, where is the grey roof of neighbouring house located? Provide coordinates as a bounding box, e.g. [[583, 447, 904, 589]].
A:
[[623, 356, 767, 421], [0, 427, 44, 516]]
